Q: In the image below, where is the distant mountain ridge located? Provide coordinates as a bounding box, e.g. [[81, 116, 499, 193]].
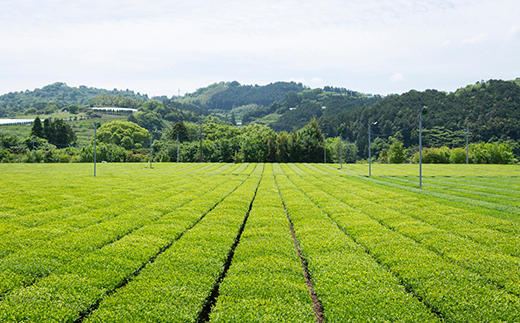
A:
[[181, 81, 307, 111]]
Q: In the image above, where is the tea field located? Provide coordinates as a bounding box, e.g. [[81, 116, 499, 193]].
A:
[[0, 163, 519, 322]]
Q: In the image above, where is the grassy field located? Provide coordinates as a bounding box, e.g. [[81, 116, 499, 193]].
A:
[[0, 163, 519, 322]]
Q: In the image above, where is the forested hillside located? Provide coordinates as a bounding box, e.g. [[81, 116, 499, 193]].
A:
[[0, 82, 150, 117], [320, 79, 520, 158], [268, 87, 383, 131], [179, 81, 307, 111]]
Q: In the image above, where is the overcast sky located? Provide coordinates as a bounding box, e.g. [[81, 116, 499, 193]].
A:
[[1, 0, 519, 97]]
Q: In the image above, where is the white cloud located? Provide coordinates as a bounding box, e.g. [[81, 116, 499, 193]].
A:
[[390, 73, 404, 83], [510, 25, 520, 38], [462, 33, 487, 44], [1, 0, 520, 96], [286, 78, 307, 85], [441, 40, 452, 46], [310, 77, 324, 84]]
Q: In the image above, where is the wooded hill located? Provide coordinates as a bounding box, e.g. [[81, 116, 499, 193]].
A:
[[0, 82, 149, 117], [178, 81, 383, 131], [320, 79, 520, 158], [1, 78, 520, 158]]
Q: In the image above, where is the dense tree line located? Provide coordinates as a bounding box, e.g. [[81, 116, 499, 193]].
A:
[[2, 117, 516, 164], [31, 116, 76, 147]]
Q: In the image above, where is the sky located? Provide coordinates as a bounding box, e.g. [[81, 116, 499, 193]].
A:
[[0, 0, 519, 97]]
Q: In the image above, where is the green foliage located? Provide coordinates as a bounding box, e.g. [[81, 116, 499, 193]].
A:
[[410, 142, 515, 164], [32, 118, 77, 147], [30, 116, 44, 138], [422, 146, 451, 163], [52, 119, 77, 147], [67, 104, 80, 114], [95, 121, 149, 149], [90, 94, 141, 109], [127, 111, 163, 131], [84, 175, 260, 322], [291, 118, 324, 163], [470, 142, 515, 164], [321, 79, 520, 159], [388, 140, 406, 163], [169, 120, 189, 142], [449, 147, 467, 164], [202, 122, 240, 141], [3, 79, 520, 163], [329, 137, 358, 163], [80, 143, 127, 162], [238, 124, 277, 162]]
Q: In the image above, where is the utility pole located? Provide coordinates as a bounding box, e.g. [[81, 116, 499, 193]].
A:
[[177, 133, 179, 163], [465, 125, 470, 164], [198, 121, 205, 162], [323, 133, 327, 163], [418, 106, 428, 188], [94, 122, 99, 177], [338, 128, 343, 169], [32, 136, 35, 163], [322, 106, 327, 164], [149, 130, 153, 169], [368, 121, 377, 176]]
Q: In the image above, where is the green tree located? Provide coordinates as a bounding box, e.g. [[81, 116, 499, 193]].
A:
[[296, 118, 324, 163], [388, 140, 406, 163], [230, 112, 237, 126], [285, 91, 300, 108], [449, 148, 468, 164], [95, 121, 149, 149], [330, 138, 358, 163], [52, 119, 77, 147], [43, 118, 54, 143], [170, 121, 189, 142], [128, 111, 163, 131], [275, 131, 290, 162], [121, 136, 134, 150], [31, 117, 44, 138], [68, 104, 80, 114], [239, 124, 276, 162]]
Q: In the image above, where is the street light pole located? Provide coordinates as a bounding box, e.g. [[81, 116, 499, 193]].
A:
[[338, 129, 343, 169], [465, 125, 470, 165], [322, 106, 326, 164], [94, 122, 99, 177], [368, 121, 377, 176], [418, 106, 428, 188], [198, 121, 205, 162], [323, 133, 327, 163], [149, 130, 153, 169]]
